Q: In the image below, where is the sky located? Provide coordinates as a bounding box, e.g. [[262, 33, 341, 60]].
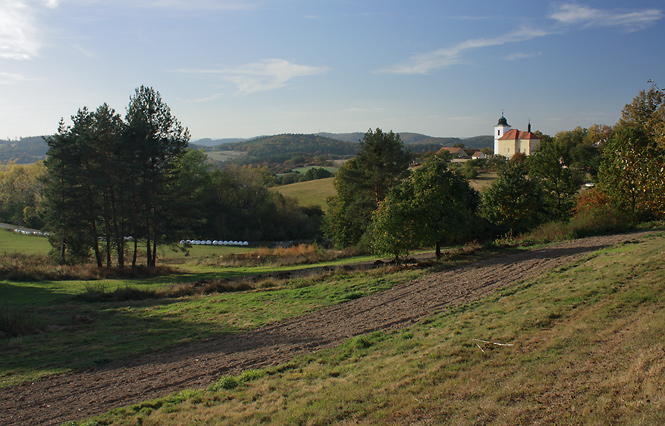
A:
[[1, 0, 664, 141]]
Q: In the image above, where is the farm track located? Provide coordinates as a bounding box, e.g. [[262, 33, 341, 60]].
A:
[[0, 231, 651, 425]]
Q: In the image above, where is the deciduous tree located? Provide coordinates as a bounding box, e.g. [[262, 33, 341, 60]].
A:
[[481, 158, 545, 235], [372, 158, 479, 260], [325, 128, 412, 248]]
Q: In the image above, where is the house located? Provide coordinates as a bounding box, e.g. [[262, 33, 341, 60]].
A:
[[437, 147, 469, 159], [493, 114, 540, 157], [471, 151, 488, 160]]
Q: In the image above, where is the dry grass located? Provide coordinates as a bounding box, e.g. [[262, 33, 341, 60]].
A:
[[201, 244, 353, 267], [0, 253, 179, 281]]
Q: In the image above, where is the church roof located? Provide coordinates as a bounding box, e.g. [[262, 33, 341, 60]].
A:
[[496, 115, 509, 126], [499, 128, 540, 140]]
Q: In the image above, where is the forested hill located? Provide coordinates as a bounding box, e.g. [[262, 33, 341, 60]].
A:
[[0, 136, 49, 164], [314, 132, 493, 150], [214, 134, 360, 164]]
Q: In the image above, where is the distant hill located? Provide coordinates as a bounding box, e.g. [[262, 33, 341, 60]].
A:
[[316, 132, 492, 151], [0, 136, 49, 164], [215, 134, 359, 165], [191, 137, 247, 147], [3, 132, 493, 166]]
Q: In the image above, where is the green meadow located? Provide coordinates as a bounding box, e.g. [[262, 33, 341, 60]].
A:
[[272, 177, 336, 211]]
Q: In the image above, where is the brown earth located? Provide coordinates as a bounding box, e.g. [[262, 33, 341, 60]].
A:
[[0, 231, 651, 425]]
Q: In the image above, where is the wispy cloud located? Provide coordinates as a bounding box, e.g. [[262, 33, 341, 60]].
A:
[[505, 51, 542, 61], [376, 3, 662, 76], [0, 71, 32, 84], [185, 92, 226, 103], [550, 4, 662, 32], [133, 0, 255, 10], [375, 27, 548, 75], [181, 59, 329, 95], [0, 0, 41, 59]]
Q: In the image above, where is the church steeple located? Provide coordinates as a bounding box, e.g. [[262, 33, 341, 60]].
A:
[[528, 119, 531, 133], [494, 112, 511, 154]]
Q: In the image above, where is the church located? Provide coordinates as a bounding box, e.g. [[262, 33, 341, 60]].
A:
[[493, 114, 540, 157]]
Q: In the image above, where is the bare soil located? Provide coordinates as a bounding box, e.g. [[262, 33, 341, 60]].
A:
[[0, 232, 650, 426]]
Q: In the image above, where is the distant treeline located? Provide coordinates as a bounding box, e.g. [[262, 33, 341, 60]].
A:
[[0, 136, 49, 164]]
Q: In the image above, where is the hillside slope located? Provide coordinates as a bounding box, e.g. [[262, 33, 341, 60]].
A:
[[3, 231, 661, 425]]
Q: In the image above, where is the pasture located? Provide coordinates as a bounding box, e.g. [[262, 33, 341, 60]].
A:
[[272, 177, 335, 211], [205, 150, 246, 163]]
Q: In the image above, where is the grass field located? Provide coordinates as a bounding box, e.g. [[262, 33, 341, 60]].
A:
[[205, 150, 245, 162], [469, 170, 498, 192], [69, 231, 665, 425], [272, 177, 335, 211], [290, 166, 338, 174], [0, 229, 51, 255]]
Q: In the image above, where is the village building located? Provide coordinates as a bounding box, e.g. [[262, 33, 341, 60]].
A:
[[471, 151, 488, 160], [436, 147, 469, 159], [493, 114, 540, 157]]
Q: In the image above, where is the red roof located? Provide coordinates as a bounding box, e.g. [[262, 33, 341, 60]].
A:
[[499, 128, 540, 140]]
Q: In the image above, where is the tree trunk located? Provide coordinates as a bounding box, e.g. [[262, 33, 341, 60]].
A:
[[435, 241, 442, 260]]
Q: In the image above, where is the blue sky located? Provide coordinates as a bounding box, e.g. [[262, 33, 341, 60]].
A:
[[1, 0, 663, 141]]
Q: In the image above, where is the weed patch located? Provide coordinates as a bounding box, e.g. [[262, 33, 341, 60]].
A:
[[0, 253, 179, 281], [0, 307, 38, 338]]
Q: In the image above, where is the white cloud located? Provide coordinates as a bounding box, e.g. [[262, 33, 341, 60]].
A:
[[183, 59, 329, 95], [375, 27, 549, 75], [186, 92, 226, 103], [0, 0, 41, 59], [550, 4, 662, 32], [505, 51, 542, 61], [134, 0, 255, 10], [0, 71, 31, 84]]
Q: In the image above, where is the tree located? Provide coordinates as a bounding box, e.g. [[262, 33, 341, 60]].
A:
[[598, 84, 665, 220], [373, 158, 479, 260], [481, 157, 545, 234], [124, 86, 190, 267], [43, 112, 99, 264], [598, 126, 664, 219], [43, 87, 192, 267], [324, 128, 412, 248], [0, 161, 46, 228], [528, 139, 583, 220], [618, 82, 665, 148]]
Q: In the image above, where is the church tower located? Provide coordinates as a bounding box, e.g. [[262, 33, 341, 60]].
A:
[[494, 113, 511, 155]]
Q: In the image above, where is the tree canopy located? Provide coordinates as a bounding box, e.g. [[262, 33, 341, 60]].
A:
[[324, 128, 412, 248], [43, 87, 195, 266], [372, 158, 479, 260]]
